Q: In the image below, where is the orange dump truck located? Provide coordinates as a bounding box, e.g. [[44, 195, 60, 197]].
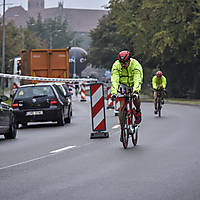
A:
[[20, 48, 70, 84]]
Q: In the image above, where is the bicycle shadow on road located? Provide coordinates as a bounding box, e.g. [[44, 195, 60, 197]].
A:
[[154, 115, 168, 119], [119, 144, 147, 153]]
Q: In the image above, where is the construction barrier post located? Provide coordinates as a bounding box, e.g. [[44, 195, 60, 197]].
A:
[[80, 82, 87, 102], [114, 96, 120, 116], [107, 86, 114, 109], [90, 83, 109, 139]]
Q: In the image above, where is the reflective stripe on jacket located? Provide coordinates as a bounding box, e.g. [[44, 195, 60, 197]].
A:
[[111, 58, 143, 95], [152, 75, 167, 90]]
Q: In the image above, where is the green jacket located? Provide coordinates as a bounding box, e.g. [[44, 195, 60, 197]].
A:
[[152, 75, 167, 90], [111, 58, 143, 95]]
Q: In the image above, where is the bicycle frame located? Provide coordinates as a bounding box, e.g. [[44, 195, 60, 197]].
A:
[[125, 95, 134, 128], [119, 91, 138, 149]]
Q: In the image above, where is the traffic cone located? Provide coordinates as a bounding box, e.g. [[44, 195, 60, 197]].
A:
[[80, 83, 86, 102], [107, 86, 114, 109]]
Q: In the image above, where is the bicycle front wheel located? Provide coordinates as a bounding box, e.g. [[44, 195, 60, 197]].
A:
[[121, 108, 129, 149], [132, 126, 138, 146]]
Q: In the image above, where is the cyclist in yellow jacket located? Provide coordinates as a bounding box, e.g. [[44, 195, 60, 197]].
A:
[[111, 50, 143, 125], [152, 71, 167, 114]]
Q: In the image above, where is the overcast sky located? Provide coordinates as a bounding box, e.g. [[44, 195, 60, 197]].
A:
[[1, 0, 109, 14]]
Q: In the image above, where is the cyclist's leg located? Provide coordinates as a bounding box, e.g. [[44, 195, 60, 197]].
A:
[[133, 95, 141, 111], [133, 96, 142, 124], [154, 91, 158, 111], [161, 90, 165, 104]]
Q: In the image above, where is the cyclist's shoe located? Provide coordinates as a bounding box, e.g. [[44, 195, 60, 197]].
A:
[[161, 98, 164, 105], [134, 110, 142, 124], [154, 109, 158, 114]]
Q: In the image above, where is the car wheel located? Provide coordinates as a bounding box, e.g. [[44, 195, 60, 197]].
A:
[[21, 123, 28, 128], [69, 105, 72, 116], [57, 109, 65, 126], [65, 115, 71, 123], [65, 108, 71, 123], [4, 115, 17, 139]]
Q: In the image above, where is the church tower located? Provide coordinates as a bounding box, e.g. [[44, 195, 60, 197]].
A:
[[28, 0, 44, 10]]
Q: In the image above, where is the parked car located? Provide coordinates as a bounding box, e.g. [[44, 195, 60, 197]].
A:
[[12, 83, 72, 127], [0, 95, 17, 139]]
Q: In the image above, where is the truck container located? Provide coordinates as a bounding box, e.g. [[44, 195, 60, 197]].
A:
[[20, 48, 70, 84]]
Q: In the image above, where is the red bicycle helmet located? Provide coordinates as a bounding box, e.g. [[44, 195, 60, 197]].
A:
[[156, 71, 162, 77], [118, 51, 131, 63]]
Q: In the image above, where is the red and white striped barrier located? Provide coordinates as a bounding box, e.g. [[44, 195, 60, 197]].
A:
[[80, 83, 86, 102], [107, 86, 114, 109], [114, 96, 120, 116], [90, 83, 109, 138], [0, 73, 97, 83]]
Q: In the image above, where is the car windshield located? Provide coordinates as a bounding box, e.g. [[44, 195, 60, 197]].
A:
[[15, 86, 55, 98]]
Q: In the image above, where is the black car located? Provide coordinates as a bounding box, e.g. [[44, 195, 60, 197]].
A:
[[55, 83, 73, 100], [54, 82, 73, 115], [12, 83, 72, 127], [0, 95, 17, 139]]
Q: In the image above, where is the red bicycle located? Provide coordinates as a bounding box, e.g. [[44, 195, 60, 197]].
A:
[[119, 90, 139, 149]]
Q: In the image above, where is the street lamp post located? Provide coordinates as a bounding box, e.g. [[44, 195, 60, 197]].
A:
[[49, 29, 62, 49], [49, 32, 53, 49], [1, 0, 6, 94], [72, 56, 76, 78]]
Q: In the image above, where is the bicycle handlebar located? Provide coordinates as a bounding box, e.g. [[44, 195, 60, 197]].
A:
[[117, 89, 139, 100]]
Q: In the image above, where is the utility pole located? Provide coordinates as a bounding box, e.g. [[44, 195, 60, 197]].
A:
[[1, 0, 6, 95]]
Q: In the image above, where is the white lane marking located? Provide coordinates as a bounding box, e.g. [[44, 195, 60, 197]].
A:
[[112, 125, 120, 129], [0, 154, 53, 170], [50, 145, 76, 154], [0, 146, 76, 170]]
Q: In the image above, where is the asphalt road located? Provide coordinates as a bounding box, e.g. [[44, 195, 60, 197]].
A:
[[0, 96, 200, 200]]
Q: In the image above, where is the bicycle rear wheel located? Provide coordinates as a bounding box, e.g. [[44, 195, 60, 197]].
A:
[[132, 125, 138, 146], [121, 108, 129, 149]]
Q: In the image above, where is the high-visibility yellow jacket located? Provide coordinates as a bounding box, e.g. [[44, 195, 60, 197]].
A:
[[111, 58, 143, 95], [152, 75, 167, 90]]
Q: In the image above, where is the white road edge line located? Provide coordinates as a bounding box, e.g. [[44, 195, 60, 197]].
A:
[[50, 145, 76, 154]]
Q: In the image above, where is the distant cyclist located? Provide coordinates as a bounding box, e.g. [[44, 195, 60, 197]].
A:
[[152, 71, 167, 114], [74, 82, 79, 96], [111, 50, 143, 125]]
